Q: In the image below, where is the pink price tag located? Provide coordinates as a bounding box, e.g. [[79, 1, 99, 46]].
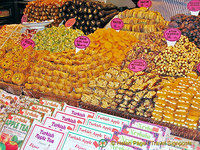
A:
[[187, 0, 200, 11], [137, 0, 152, 8], [111, 18, 124, 30], [21, 39, 35, 49], [128, 59, 147, 72], [74, 36, 90, 49], [164, 28, 181, 42], [65, 18, 76, 27], [197, 63, 200, 72], [21, 15, 28, 23]]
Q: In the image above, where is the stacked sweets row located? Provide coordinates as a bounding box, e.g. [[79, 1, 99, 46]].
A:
[[24, 0, 119, 34]]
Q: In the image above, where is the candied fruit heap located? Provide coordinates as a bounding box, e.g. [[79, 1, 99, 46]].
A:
[[152, 72, 200, 130]]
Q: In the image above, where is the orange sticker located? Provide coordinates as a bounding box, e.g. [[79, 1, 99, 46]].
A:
[[65, 18, 76, 27]]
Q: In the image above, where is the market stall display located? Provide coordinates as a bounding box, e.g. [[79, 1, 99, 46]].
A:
[[33, 25, 84, 52], [118, 7, 169, 40]]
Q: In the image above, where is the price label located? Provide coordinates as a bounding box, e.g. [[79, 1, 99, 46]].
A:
[[21, 14, 28, 23], [128, 59, 147, 72], [74, 36, 90, 53], [21, 39, 35, 49], [187, 0, 200, 12], [111, 18, 124, 30], [65, 18, 76, 27], [197, 63, 200, 72], [137, 0, 152, 8], [164, 28, 181, 42]]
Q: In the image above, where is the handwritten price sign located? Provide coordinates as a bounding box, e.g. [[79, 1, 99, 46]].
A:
[[111, 18, 124, 30], [187, 0, 200, 11], [21, 39, 35, 49], [137, 0, 152, 8], [128, 59, 147, 72], [164, 28, 181, 42], [65, 18, 76, 27], [74, 36, 90, 49], [21, 15, 28, 24]]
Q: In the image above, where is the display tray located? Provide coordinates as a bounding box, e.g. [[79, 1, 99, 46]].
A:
[[0, 81, 23, 96], [23, 89, 80, 107], [80, 102, 200, 142]]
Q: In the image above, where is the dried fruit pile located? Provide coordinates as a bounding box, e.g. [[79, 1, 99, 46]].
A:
[[119, 7, 168, 40], [169, 14, 200, 48], [33, 25, 84, 52], [88, 28, 137, 65], [152, 72, 200, 130]]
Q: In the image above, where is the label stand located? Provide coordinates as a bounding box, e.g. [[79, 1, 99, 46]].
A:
[[190, 11, 199, 16], [166, 41, 176, 47]]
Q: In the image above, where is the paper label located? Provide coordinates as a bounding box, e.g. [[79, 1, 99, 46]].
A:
[[128, 59, 147, 72], [130, 119, 170, 138], [74, 36, 90, 49], [54, 111, 86, 125], [0, 114, 33, 150], [86, 119, 121, 134], [21, 15, 28, 23], [187, 0, 200, 12], [18, 108, 44, 122], [65, 18, 76, 27], [95, 112, 130, 126], [38, 98, 64, 111], [29, 103, 55, 116], [122, 125, 162, 142], [22, 124, 64, 150], [21, 39, 35, 49], [197, 63, 200, 72], [111, 18, 124, 30], [43, 116, 76, 132], [164, 28, 181, 42], [137, 0, 152, 8], [63, 105, 96, 119], [61, 131, 100, 150], [77, 125, 113, 140]]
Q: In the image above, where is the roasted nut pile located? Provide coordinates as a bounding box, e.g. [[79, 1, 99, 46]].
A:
[[81, 69, 165, 118], [119, 7, 168, 40], [34, 25, 84, 52], [152, 72, 200, 130], [123, 35, 200, 77], [169, 14, 200, 48], [153, 35, 200, 77]]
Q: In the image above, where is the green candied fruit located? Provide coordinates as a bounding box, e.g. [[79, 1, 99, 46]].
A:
[[33, 25, 84, 53]]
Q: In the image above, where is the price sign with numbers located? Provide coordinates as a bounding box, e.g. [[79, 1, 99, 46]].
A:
[[129, 59, 147, 72], [138, 0, 152, 8], [111, 18, 124, 31]]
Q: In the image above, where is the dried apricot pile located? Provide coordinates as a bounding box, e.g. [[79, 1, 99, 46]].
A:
[[87, 28, 138, 65]]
